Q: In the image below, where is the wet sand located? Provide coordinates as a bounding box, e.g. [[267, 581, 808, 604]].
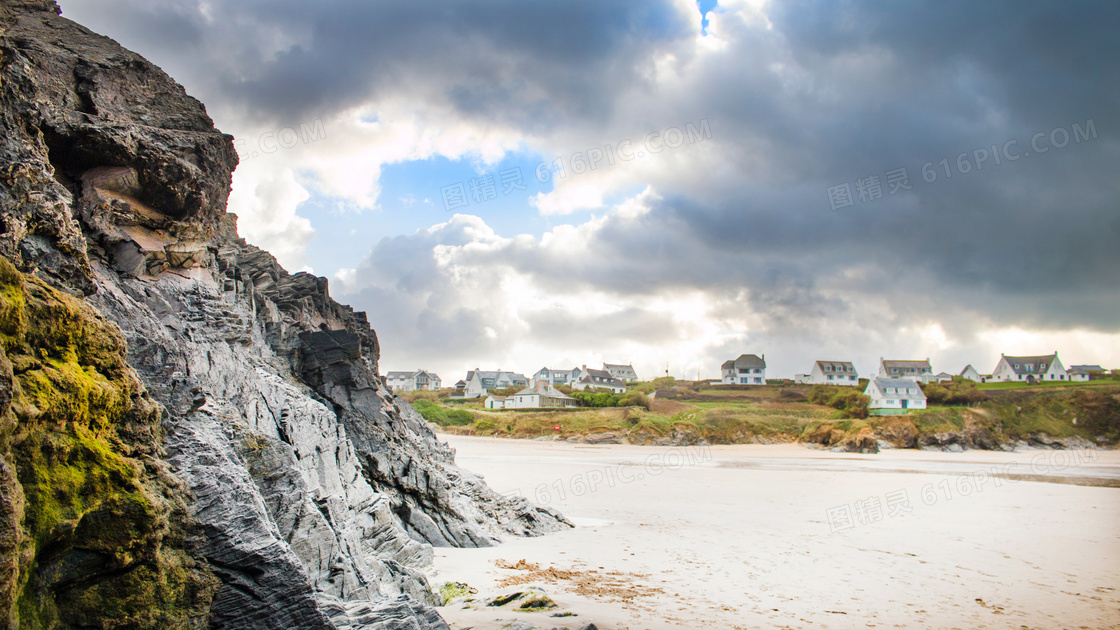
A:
[[430, 437, 1120, 629]]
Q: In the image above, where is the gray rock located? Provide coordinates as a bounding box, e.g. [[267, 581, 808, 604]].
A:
[[0, 2, 571, 627]]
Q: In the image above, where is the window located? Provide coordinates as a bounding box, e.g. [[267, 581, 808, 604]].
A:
[[828, 375, 833, 380]]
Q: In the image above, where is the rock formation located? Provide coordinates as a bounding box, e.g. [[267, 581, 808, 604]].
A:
[[0, 2, 570, 627]]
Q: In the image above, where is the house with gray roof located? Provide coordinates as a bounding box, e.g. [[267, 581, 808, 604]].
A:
[[795, 360, 859, 386], [991, 352, 1067, 383], [1068, 364, 1104, 382], [721, 354, 766, 385], [463, 369, 529, 398], [572, 368, 627, 393], [959, 364, 983, 382], [866, 377, 927, 415], [603, 363, 639, 382], [878, 358, 935, 383], [506, 382, 578, 409], [384, 369, 441, 392]]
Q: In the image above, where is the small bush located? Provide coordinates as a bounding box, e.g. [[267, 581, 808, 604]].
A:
[[474, 420, 495, 432], [617, 391, 652, 410]]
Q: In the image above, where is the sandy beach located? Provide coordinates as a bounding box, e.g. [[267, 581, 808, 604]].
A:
[[429, 436, 1120, 630]]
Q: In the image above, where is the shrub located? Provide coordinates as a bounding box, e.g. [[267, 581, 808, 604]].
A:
[[617, 391, 652, 410], [474, 420, 495, 432], [411, 399, 473, 426]]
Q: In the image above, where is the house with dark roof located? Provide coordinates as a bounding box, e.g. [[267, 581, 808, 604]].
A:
[[603, 363, 639, 382], [866, 377, 927, 415], [991, 352, 1067, 383], [572, 367, 628, 393], [721, 354, 766, 385], [384, 369, 441, 392], [506, 382, 578, 409], [878, 358, 935, 383], [795, 360, 859, 386], [463, 369, 529, 398]]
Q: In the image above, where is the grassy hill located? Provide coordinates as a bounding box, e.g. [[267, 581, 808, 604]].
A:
[[399, 378, 1120, 451]]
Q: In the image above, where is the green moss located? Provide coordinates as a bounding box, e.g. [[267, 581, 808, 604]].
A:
[[0, 256, 215, 628], [437, 581, 477, 605]]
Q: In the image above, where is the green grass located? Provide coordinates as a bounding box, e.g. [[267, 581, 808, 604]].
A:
[[977, 380, 1099, 390]]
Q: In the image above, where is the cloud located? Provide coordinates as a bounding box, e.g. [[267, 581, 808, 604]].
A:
[[58, 0, 1120, 379]]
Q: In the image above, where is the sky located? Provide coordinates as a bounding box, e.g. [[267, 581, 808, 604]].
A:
[[59, 0, 1120, 383]]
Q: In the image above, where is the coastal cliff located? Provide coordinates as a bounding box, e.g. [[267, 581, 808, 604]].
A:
[[0, 2, 569, 627]]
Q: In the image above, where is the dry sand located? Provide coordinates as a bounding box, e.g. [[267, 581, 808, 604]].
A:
[[430, 436, 1120, 629]]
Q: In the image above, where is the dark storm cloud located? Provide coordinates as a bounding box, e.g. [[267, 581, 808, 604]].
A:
[[60, 0, 693, 128]]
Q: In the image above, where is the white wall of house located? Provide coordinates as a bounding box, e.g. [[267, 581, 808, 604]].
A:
[[722, 366, 765, 385], [991, 354, 1068, 382], [805, 362, 859, 385], [866, 378, 927, 411]]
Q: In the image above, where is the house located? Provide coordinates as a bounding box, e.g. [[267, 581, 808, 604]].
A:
[[1069, 365, 1104, 382], [531, 366, 582, 387], [991, 352, 1067, 383], [484, 395, 507, 409], [866, 377, 927, 415], [505, 382, 578, 409], [879, 358, 935, 383], [384, 369, 441, 392], [603, 363, 639, 382], [572, 367, 628, 394], [796, 361, 859, 386], [463, 369, 530, 398], [933, 372, 954, 383], [721, 354, 766, 385], [959, 364, 983, 382]]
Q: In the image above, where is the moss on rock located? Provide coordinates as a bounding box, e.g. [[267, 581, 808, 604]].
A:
[[0, 255, 216, 628]]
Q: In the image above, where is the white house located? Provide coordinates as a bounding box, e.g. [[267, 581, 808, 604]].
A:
[[990, 353, 1067, 383], [463, 369, 530, 398], [721, 354, 766, 385], [933, 372, 954, 383], [603, 363, 639, 382], [484, 395, 508, 409], [959, 364, 983, 382], [572, 368, 628, 393], [506, 382, 578, 409], [797, 361, 859, 386], [1068, 365, 1103, 382], [879, 358, 935, 383], [384, 369, 441, 392], [531, 366, 581, 387], [866, 377, 927, 415]]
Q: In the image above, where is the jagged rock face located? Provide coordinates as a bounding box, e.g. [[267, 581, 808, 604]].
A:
[[0, 2, 570, 629]]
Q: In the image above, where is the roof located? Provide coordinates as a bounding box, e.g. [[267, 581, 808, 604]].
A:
[[578, 372, 627, 388], [722, 354, 766, 370], [882, 359, 932, 369], [469, 370, 528, 381], [1070, 364, 1105, 372], [486, 395, 507, 401], [869, 377, 926, 400], [815, 360, 855, 371], [603, 363, 635, 370], [513, 382, 575, 399], [1000, 353, 1058, 375], [385, 371, 413, 378], [959, 364, 978, 375]]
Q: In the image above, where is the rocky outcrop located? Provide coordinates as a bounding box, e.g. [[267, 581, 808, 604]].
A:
[[0, 2, 569, 628]]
